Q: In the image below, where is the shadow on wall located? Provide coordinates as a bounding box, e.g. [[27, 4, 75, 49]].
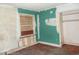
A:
[[0, 30, 10, 52]]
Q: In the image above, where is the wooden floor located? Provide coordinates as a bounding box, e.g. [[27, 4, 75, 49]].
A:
[[9, 43, 79, 55]]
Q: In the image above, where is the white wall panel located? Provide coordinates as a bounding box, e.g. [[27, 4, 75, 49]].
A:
[[0, 5, 18, 52], [63, 19, 79, 45], [63, 14, 79, 21], [57, 4, 79, 13]]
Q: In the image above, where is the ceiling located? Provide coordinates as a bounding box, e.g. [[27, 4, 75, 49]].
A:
[[8, 3, 65, 11]]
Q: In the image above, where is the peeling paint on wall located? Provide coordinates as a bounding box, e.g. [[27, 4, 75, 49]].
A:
[[39, 8, 60, 44]]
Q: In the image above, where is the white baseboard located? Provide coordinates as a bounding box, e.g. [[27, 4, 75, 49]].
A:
[[64, 42, 79, 46], [7, 41, 61, 54], [7, 42, 38, 54], [7, 46, 29, 54], [38, 41, 62, 47]]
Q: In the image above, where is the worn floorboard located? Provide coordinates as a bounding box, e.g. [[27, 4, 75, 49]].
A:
[[9, 43, 79, 55]]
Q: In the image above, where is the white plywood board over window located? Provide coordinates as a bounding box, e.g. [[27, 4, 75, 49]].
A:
[[45, 18, 56, 26]]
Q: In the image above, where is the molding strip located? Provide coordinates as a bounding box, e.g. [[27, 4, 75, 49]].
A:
[[63, 19, 79, 22], [38, 41, 62, 47]]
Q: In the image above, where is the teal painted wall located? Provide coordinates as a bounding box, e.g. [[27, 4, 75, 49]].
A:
[[18, 8, 39, 40], [18, 8, 60, 44], [39, 8, 60, 44], [18, 8, 39, 15]]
